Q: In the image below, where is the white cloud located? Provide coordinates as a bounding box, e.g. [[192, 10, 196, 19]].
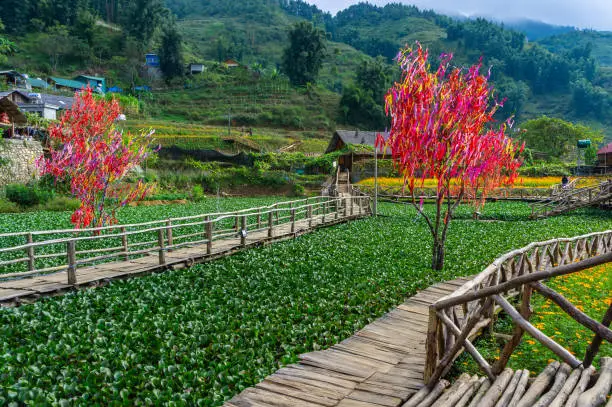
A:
[[309, 0, 612, 30]]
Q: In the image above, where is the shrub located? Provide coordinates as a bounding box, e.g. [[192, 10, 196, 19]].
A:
[[5, 184, 53, 207], [0, 199, 19, 213], [40, 196, 81, 212], [191, 185, 205, 202]]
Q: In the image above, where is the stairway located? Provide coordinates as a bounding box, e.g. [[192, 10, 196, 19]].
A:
[[530, 180, 612, 219]]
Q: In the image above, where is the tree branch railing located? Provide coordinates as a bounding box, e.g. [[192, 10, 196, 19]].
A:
[[530, 180, 612, 218], [424, 230, 612, 385], [356, 184, 565, 202], [0, 195, 371, 285]]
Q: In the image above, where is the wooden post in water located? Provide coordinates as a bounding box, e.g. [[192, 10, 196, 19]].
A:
[[322, 201, 326, 223], [268, 211, 274, 238], [26, 233, 34, 271], [157, 228, 166, 265], [350, 196, 354, 216], [66, 240, 77, 285], [241, 215, 247, 246], [334, 199, 339, 220], [206, 216, 213, 255], [166, 220, 173, 252], [121, 227, 129, 261], [291, 208, 296, 233]]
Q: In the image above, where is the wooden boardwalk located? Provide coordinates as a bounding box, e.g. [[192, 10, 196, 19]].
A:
[[225, 277, 471, 407], [0, 197, 371, 306]]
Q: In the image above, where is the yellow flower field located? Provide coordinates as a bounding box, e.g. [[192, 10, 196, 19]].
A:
[[358, 176, 604, 189]]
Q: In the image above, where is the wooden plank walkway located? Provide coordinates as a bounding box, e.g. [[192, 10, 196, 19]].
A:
[[225, 277, 471, 407], [0, 208, 369, 307]]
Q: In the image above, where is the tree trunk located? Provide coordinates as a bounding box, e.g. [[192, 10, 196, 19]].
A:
[[432, 239, 445, 271]]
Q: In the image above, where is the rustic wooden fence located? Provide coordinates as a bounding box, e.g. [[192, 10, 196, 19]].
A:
[[424, 230, 612, 385], [530, 180, 612, 218], [356, 185, 563, 202], [0, 195, 371, 285]]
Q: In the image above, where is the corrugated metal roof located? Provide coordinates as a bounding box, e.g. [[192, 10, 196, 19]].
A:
[[598, 142, 612, 155], [49, 77, 86, 90], [27, 78, 49, 89], [75, 75, 105, 81]]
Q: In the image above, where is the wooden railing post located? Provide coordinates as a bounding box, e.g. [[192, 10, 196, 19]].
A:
[[350, 197, 354, 216], [322, 201, 326, 223], [424, 306, 440, 382], [26, 233, 34, 271], [206, 216, 213, 255], [308, 205, 313, 228], [334, 199, 339, 220], [268, 211, 274, 238], [66, 240, 77, 285], [291, 208, 296, 233], [121, 227, 128, 261], [158, 228, 166, 265], [241, 215, 247, 246], [166, 220, 173, 252]]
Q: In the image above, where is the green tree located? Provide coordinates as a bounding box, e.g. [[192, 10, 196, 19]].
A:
[[355, 56, 392, 103], [38, 26, 73, 72], [519, 116, 604, 161], [282, 21, 327, 86], [159, 24, 184, 82]]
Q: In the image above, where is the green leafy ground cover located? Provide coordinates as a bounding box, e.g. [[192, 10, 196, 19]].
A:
[[0, 201, 611, 405]]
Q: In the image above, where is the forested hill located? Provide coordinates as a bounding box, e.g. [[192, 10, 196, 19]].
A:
[[1, 0, 612, 139]]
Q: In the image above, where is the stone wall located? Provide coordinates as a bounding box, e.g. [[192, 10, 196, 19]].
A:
[[0, 139, 44, 187]]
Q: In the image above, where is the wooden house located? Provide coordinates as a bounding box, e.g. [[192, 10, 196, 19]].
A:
[[0, 90, 73, 121], [0, 70, 30, 90], [224, 59, 240, 68], [325, 130, 389, 174], [598, 142, 612, 172], [48, 77, 86, 92], [0, 97, 27, 127]]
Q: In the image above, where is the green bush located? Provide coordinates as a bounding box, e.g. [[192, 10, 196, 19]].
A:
[[0, 199, 19, 213], [519, 162, 573, 177], [5, 184, 53, 208], [191, 185, 205, 202], [40, 196, 81, 212]]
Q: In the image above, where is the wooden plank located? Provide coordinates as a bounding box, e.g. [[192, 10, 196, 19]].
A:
[[235, 388, 326, 407], [277, 366, 358, 389], [354, 382, 416, 400], [291, 364, 365, 383], [256, 379, 340, 406], [346, 390, 403, 407], [336, 399, 388, 407], [271, 372, 354, 397]]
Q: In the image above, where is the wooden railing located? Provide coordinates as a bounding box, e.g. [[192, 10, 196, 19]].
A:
[[0, 195, 371, 284], [531, 180, 612, 218], [356, 185, 561, 201], [424, 230, 612, 385]]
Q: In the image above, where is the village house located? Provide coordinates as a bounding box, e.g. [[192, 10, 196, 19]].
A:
[[598, 142, 612, 173], [0, 70, 31, 90], [0, 90, 74, 121], [325, 130, 391, 182], [223, 59, 240, 68], [47, 77, 87, 92], [74, 75, 106, 93]]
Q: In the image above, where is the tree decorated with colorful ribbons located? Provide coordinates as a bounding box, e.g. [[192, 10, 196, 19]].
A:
[[377, 44, 524, 270], [38, 88, 157, 228]]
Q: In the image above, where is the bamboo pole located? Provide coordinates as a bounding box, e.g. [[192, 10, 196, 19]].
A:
[[121, 227, 128, 261], [157, 229, 166, 265]]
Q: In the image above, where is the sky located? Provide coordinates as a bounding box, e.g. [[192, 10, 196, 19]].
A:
[[307, 0, 612, 31]]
